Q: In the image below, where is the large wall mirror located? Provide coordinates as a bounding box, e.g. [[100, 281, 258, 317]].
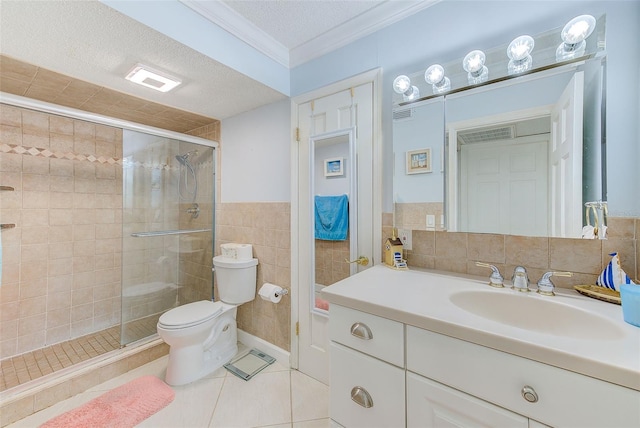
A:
[[392, 15, 607, 238]]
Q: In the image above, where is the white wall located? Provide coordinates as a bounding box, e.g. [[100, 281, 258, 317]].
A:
[[220, 98, 291, 202]]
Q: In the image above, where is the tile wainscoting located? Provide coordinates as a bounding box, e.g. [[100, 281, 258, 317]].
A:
[[382, 213, 639, 288]]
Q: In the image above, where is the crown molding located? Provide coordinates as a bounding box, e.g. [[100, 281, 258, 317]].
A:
[[180, 0, 290, 68], [289, 0, 441, 68], [180, 0, 440, 70]]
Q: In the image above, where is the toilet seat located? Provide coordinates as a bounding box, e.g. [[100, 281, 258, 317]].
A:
[[158, 300, 223, 330]]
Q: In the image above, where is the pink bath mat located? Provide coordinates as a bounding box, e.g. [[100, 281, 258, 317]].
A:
[[40, 375, 175, 428]]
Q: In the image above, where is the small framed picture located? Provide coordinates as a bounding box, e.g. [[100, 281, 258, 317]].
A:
[[406, 148, 432, 174], [324, 157, 344, 177]]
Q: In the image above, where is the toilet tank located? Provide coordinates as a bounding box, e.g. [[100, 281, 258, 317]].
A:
[[212, 256, 258, 304]]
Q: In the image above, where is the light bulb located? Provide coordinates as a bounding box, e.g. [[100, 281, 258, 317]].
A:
[[424, 64, 450, 94], [463, 50, 488, 84], [507, 35, 534, 75], [556, 14, 596, 62], [561, 14, 596, 44], [393, 75, 420, 101], [507, 35, 534, 61], [404, 86, 420, 101], [392, 75, 411, 95]]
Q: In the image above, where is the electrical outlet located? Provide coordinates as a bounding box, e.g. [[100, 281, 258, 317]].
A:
[[398, 228, 412, 250]]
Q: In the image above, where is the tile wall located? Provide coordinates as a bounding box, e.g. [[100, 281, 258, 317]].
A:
[[395, 202, 445, 231], [0, 57, 222, 361], [215, 202, 291, 351], [0, 55, 215, 134], [0, 105, 123, 359], [315, 239, 350, 286], [382, 213, 640, 288]]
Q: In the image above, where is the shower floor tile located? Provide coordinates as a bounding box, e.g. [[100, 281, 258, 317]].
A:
[[0, 326, 121, 392]]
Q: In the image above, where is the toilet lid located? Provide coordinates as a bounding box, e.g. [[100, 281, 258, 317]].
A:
[[158, 300, 223, 329]]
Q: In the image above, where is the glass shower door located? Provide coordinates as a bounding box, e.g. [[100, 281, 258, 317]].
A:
[[121, 130, 214, 345]]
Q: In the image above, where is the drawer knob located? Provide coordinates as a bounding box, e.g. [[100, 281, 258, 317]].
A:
[[521, 385, 539, 403], [351, 386, 374, 408], [350, 322, 373, 340]]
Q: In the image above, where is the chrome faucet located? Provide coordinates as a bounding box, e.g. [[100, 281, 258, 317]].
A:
[[475, 262, 504, 288], [511, 266, 530, 292], [536, 271, 573, 296]]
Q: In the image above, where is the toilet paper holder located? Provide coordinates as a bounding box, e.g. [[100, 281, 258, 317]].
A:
[[275, 288, 289, 298]]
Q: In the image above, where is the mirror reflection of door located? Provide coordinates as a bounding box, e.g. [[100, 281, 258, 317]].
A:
[[459, 117, 550, 236], [313, 131, 355, 312], [447, 69, 585, 237], [295, 80, 375, 385]]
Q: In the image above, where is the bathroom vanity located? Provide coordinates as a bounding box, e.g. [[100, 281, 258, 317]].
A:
[[321, 265, 640, 428]]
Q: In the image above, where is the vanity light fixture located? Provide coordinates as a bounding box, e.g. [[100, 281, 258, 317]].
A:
[[462, 50, 488, 85], [507, 35, 534, 75], [392, 75, 420, 101], [424, 64, 451, 94], [125, 63, 182, 93], [555, 14, 596, 62]]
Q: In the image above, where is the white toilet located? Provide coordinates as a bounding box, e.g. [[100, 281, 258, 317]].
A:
[[157, 253, 258, 386]]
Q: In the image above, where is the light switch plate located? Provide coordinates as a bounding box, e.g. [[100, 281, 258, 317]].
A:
[[398, 228, 412, 250], [426, 214, 435, 229]]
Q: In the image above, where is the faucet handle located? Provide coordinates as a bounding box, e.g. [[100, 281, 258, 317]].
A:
[[475, 262, 504, 288], [537, 271, 573, 296]]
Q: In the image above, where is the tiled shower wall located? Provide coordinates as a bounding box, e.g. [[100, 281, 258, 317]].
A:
[[0, 104, 123, 360], [382, 213, 640, 287]]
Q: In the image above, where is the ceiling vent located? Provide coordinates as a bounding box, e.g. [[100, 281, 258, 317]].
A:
[[458, 125, 516, 145], [393, 109, 413, 121], [125, 64, 182, 93]]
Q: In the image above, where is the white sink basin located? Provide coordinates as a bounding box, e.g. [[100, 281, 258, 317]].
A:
[[449, 290, 626, 340]]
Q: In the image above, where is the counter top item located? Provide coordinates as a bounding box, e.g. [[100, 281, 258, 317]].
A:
[[321, 264, 640, 391]]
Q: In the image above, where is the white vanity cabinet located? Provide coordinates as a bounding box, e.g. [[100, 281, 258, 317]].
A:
[[329, 303, 640, 428], [407, 372, 530, 427], [329, 305, 406, 428], [407, 326, 640, 428]]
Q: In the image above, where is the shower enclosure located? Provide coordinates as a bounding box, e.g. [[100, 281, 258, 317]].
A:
[[0, 96, 217, 394], [121, 130, 215, 345]]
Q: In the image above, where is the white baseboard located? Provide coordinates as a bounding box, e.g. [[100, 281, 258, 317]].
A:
[[237, 329, 290, 367]]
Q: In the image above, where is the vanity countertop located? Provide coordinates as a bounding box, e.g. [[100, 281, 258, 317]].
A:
[[321, 264, 640, 391]]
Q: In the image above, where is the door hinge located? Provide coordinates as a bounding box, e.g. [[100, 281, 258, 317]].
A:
[[295, 322, 299, 336], [295, 127, 300, 142]]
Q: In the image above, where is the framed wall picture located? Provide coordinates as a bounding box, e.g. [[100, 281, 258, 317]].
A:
[[324, 157, 344, 177], [406, 148, 432, 174]]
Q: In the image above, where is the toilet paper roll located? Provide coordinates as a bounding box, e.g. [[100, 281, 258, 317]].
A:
[[258, 283, 283, 303]]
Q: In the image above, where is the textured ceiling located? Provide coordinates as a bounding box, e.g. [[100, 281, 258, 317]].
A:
[[0, 0, 428, 121], [222, 0, 387, 50], [0, 0, 286, 120]]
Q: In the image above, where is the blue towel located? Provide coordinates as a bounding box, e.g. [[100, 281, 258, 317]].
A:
[[315, 195, 349, 241]]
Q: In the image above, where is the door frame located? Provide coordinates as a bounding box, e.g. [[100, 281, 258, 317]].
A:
[[290, 68, 382, 369]]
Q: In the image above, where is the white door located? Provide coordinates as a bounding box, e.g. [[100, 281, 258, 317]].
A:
[[293, 77, 377, 385], [460, 138, 548, 236], [550, 71, 584, 237]]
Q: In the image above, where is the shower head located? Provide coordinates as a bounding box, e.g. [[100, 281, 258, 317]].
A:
[[175, 150, 197, 166]]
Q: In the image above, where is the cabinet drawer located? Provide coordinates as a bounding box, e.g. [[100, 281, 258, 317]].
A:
[[407, 372, 528, 428], [407, 326, 640, 428], [330, 304, 404, 366], [330, 342, 405, 428]]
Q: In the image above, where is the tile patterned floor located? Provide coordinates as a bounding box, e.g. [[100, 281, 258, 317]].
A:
[[0, 327, 120, 392], [8, 347, 332, 428]]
